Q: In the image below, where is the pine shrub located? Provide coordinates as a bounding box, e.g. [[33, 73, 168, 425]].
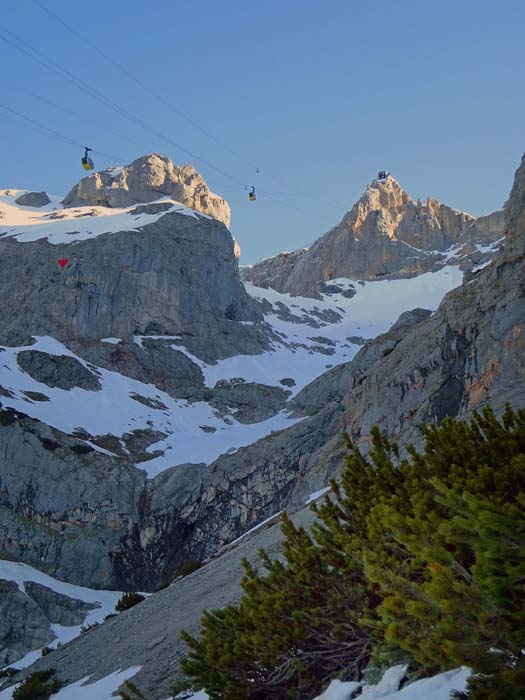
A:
[[115, 592, 145, 613], [178, 406, 525, 700], [12, 669, 62, 700]]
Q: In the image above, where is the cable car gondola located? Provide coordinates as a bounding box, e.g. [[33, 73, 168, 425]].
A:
[[81, 147, 94, 171]]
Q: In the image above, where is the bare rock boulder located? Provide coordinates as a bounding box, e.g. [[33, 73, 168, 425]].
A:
[[14, 192, 51, 207]]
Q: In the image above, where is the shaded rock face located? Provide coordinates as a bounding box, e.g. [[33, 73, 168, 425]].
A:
[[0, 579, 54, 666], [0, 579, 97, 665], [0, 210, 268, 361], [14, 192, 51, 207], [242, 175, 505, 297], [17, 351, 102, 391], [24, 582, 98, 626], [0, 409, 146, 588], [62, 154, 231, 227]]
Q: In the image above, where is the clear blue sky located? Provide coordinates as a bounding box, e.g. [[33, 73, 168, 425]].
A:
[[1, 0, 523, 263]]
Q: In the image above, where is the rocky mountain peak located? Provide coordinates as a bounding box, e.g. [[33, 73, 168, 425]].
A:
[[62, 153, 231, 227], [351, 174, 412, 232], [344, 173, 474, 248], [242, 173, 500, 297]]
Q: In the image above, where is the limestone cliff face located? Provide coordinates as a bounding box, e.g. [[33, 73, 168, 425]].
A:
[[169, 157, 525, 565], [62, 154, 231, 227], [0, 158, 522, 599], [294, 156, 525, 493], [0, 209, 265, 358], [242, 175, 504, 297]]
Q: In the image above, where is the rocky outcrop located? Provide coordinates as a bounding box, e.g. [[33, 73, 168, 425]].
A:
[[17, 351, 102, 391], [14, 192, 51, 207], [242, 175, 505, 297], [0, 579, 55, 666], [209, 379, 291, 423], [24, 582, 98, 626], [0, 208, 268, 361], [62, 154, 231, 227], [0, 579, 98, 665]]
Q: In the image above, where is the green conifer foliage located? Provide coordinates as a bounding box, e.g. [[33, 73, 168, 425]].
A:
[[178, 406, 525, 700], [181, 513, 372, 699]]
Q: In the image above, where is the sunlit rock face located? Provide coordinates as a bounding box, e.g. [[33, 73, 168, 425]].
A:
[[242, 174, 504, 297], [62, 153, 231, 227]]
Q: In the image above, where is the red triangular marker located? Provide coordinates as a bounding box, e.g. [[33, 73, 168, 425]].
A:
[[57, 259, 69, 269]]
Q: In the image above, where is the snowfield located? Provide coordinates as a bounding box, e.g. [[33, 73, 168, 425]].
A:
[[174, 267, 464, 396], [0, 190, 467, 476], [0, 190, 201, 244], [0, 261, 464, 477], [0, 560, 123, 670]]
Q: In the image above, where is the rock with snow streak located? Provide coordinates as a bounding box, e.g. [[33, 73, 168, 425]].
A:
[[24, 582, 99, 626], [241, 175, 505, 297], [0, 207, 268, 361], [0, 579, 55, 666], [0, 578, 100, 665], [62, 153, 231, 227]]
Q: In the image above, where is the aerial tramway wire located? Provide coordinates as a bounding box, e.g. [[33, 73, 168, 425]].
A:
[[1, 21, 342, 220], [0, 102, 128, 163], [32, 0, 247, 163], [0, 24, 245, 186], [30, 0, 346, 206]]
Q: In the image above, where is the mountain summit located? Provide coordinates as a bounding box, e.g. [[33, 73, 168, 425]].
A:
[[62, 153, 231, 227], [242, 173, 504, 297]]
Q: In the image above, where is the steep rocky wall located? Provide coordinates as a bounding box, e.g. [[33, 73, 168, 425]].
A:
[[0, 210, 267, 360]]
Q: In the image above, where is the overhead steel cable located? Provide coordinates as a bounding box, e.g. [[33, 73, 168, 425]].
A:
[[31, 0, 346, 204], [32, 0, 247, 163], [2, 18, 347, 219], [0, 102, 128, 163], [0, 24, 245, 186], [2, 97, 334, 222], [13, 86, 151, 153]]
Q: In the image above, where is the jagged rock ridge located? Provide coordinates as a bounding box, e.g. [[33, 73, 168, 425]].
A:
[[242, 175, 505, 297]]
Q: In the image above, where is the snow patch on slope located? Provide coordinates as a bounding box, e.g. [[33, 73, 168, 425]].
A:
[[174, 268, 463, 396], [0, 337, 303, 476], [0, 667, 141, 700], [0, 560, 123, 670], [182, 666, 470, 700], [0, 191, 200, 244]]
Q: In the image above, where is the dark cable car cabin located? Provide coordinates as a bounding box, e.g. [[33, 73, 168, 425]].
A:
[[81, 147, 94, 171], [377, 170, 389, 181], [248, 186, 256, 202]]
